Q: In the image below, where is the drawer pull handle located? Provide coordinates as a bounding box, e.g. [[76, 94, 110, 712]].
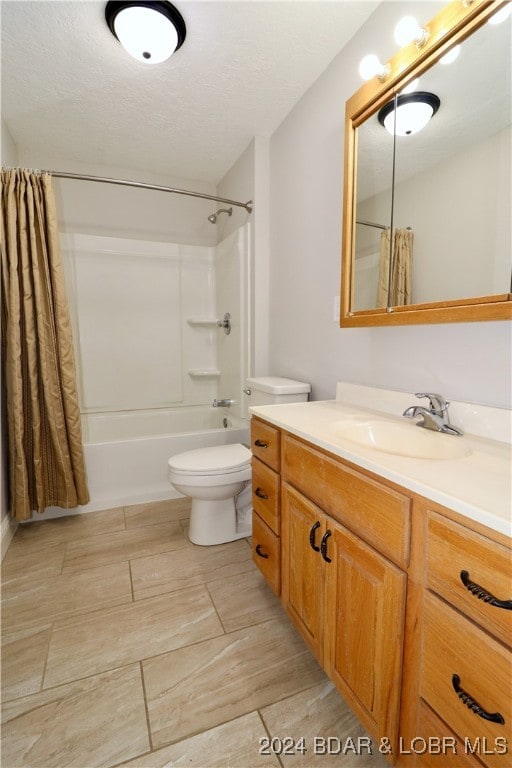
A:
[[255, 544, 269, 559], [320, 530, 332, 563], [452, 675, 505, 725], [254, 439, 268, 448], [309, 521, 321, 552], [254, 487, 268, 500], [460, 570, 512, 610]]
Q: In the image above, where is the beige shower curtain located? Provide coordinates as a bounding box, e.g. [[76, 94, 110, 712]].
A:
[[1, 169, 89, 520], [377, 228, 413, 308]]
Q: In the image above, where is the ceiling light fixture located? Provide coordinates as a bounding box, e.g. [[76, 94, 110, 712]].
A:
[[394, 16, 430, 48], [105, 1, 186, 64], [358, 54, 390, 82], [378, 92, 440, 136]]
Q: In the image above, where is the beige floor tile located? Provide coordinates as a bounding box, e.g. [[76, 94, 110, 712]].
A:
[[1, 561, 133, 631], [117, 712, 280, 768], [1, 663, 150, 767], [207, 566, 284, 632], [1, 624, 52, 701], [62, 521, 189, 572], [44, 585, 224, 688], [131, 539, 254, 600], [260, 681, 389, 766], [125, 498, 191, 529], [1, 539, 67, 585], [13, 507, 125, 545], [143, 617, 325, 749]]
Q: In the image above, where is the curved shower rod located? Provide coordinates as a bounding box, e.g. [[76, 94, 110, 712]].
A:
[[44, 170, 254, 213]]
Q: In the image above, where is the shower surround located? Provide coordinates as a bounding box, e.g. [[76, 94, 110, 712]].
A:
[[39, 225, 251, 519]]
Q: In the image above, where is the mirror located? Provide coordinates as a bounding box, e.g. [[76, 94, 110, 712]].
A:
[[341, 0, 512, 326]]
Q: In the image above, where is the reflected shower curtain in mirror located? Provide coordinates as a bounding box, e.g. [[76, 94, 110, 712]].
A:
[[377, 228, 413, 308], [1, 169, 89, 520]]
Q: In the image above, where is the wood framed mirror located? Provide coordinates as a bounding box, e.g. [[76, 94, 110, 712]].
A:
[[340, 0, 512, 326]]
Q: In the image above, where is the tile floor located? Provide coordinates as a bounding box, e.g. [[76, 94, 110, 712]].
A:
[[1, 499, 388, 768]]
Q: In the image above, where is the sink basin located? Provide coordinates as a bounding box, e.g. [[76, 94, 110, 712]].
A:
[[331, 420, 471, 460]]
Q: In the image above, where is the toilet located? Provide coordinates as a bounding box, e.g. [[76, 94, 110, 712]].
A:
[[168, 376, 311, 545]]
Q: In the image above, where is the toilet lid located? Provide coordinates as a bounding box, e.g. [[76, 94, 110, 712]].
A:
[[168, 443, 251, 475]]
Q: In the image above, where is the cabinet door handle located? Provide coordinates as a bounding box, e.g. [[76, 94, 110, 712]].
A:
[[254, 487, 268, 500], [320, 530, 332, 563], [309, 521, 321, 552], [254, 439, 268, 448], [255, 544, 269, 559], [460, 570, 512, 610], [452, 675, 504, 724]]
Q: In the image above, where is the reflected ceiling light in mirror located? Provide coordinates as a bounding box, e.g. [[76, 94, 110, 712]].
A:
[[394, 16, 429, 48], [105, 1, 186, 64], [378, 92, 440, 136], [358, 54, 390, 82], [440, 44, 461, 65], [488, 3, 512, 24]]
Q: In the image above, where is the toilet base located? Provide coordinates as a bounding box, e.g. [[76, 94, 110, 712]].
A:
[[188, 497, 251, 546]]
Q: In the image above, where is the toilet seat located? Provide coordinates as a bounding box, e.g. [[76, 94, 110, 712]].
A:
[[168, 443, 251, 476]]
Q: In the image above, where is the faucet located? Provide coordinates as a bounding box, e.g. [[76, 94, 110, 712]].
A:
[[402, 393, 463, 436], [212, 398, 235, 408]]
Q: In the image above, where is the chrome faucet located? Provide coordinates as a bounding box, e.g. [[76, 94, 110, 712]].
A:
[[403, 393, 463, 436], [212, 398, 235, 408]]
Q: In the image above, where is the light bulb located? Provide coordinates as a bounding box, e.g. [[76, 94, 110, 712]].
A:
[[440, 45, 461, 65], [359, 54, 389, 82], [114, 6, 179, 63], [488, 3, 512, 24], [394, 16, 429, 47]]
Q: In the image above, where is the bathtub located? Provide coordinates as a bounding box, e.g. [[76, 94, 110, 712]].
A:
[[40, 407, 250, 520]]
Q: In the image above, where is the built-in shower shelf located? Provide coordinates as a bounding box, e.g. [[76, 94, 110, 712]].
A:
[[187, 318, 218, 328], [188, 369, 221, 378]]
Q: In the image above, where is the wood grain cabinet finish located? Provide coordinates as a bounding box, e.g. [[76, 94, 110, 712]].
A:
[[426, 512, 512, 646], [252, 513, 280, 596], [420, 593, 511, 768], [251, 418, 280, 471], [282, 482, 407, 753], [250, 417, 511, 767]]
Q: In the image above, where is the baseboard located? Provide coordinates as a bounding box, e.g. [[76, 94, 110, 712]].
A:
[[1, 513, 18, 560]]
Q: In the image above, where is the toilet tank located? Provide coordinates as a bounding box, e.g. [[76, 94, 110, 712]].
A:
[[246, 377, 311, 407]]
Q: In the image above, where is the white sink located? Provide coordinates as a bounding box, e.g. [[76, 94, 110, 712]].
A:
[[331, 419, 471, 460]]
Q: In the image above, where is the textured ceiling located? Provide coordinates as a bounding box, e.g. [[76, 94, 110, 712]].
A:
[[1, 0, 378, 183]]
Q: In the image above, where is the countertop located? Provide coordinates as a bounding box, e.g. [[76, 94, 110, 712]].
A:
[[250, 399, 512, 538]]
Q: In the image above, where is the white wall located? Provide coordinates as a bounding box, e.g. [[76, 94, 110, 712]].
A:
[[218, 137, 270, 378], [1, 119, 19, 551], [268, 1, 511, 408]]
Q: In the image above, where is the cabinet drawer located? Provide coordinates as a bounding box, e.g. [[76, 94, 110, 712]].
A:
[[426, 512, 512, 646], [282, 434, 411, 567], [252, 457, 279, 535], [420, 593, 511, 767], [415, 702, 484, 767], [251, 418, 280, 471], [252, 512, 280, 596]]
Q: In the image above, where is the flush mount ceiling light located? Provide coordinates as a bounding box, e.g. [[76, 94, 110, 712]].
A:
[[378, 92, 440, 136], [105, 1, 186, 64]]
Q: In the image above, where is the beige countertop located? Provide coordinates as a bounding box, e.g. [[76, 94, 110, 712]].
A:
[[250, 398, 512, 538]]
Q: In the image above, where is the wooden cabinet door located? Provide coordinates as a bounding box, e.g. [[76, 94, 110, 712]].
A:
[[324, 520, 407, 753], [281, 483, 326, 663]]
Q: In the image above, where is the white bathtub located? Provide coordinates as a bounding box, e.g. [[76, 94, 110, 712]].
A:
[[40, 407, 250, 520]]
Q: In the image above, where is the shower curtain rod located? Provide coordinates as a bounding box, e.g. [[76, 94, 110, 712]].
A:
[[356, 218, 387, 230], [43, 170, 254, 213]]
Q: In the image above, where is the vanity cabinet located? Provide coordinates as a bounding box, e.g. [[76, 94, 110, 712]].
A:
[[251, 418, 281, 595], [250, 416, 512, 766], [417, 510, 512, 767], [281, 439, 408, 753]]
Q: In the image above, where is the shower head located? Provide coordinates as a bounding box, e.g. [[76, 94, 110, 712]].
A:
[[207, 207, 233, 224]]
